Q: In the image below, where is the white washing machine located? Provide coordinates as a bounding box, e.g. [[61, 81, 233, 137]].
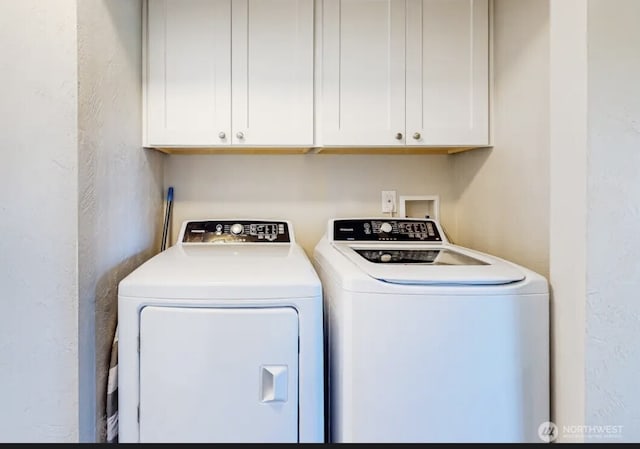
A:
[[313, 218, 549, 443], [118, 219, 324, 443]]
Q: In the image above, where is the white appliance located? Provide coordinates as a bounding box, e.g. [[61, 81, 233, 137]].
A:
[[118, 219, 324, 443], [313, 218, 549, 443]]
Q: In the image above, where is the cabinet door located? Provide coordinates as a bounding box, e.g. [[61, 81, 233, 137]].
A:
[[139, 306, 299, 443], [321, 0, 406, 146], [146, 0, 232, 146], [231, 0, 314, 146], [406, 0, 489, 146]]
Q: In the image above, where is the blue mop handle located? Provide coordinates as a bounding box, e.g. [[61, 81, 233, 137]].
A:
[[161, 187, 174, 251]]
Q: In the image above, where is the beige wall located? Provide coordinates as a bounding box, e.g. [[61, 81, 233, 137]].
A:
[[453, 0, 550, 279], [549, 0, 588, 441], [165, 154, 454, 256]]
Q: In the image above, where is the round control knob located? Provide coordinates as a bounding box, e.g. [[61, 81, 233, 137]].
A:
[[236, 131, 244, 139], [230, 223, 244, 235], [380, 253, 392, 263], [380, 222, 393, 233], [413, 132, 421, 140], [395, 132, 403, 140], [218, 131, 226, 139]]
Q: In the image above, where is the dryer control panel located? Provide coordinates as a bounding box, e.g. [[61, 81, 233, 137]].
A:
[[181, 220, 291, 243], [332, 219, 442, 242]]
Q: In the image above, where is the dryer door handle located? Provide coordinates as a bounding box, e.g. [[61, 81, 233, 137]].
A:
[[260, 365, 288, 403]]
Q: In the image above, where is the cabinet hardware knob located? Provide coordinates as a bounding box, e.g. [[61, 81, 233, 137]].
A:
[[413, 132, 421, 140], [395, 132, 403, 140], [236, 132, 244, 139], [218, 132, 226, 139]]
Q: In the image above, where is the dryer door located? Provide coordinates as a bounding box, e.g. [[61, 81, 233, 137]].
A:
[[138, 306, 299, 442]]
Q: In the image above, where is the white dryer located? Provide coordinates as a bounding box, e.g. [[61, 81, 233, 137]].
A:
[[118, 219, 324, 443], [313, 218, 549, 443]]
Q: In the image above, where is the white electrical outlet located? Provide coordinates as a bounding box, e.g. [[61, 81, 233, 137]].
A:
[[381, 190, 397, 214]]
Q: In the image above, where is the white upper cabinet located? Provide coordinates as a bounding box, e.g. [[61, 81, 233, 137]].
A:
[[319, 0, 489, 148], [145, 0, 490, 151], [320, 0, 406, 146], [231, 1, 314, 146], [145, 0, 314, 147], [146, 0, 231, 147], [406, 0, 489, 146]]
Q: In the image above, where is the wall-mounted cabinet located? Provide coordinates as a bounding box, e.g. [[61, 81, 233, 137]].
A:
[[144, 0, 314, 148], [318, 0, 489, 148], [143, 0, 490, 154]]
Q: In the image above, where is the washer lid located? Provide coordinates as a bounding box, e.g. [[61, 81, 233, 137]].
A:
[[335, 244, 526, 285]]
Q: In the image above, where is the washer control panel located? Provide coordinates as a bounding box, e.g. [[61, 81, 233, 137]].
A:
[[181, 220, 291, 243], [332, 219, 442, 242]]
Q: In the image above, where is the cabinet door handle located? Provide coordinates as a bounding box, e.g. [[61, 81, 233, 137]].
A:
[[395, 132, 403, 140], [236, 132, 245, 139], [218, 132, 226, 139], [413, 132, 421, 140]]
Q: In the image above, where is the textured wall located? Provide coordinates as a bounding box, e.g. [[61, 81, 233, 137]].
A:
[[453, 0, 550, 278], [0, 0, 80, 442], [586, 0, 640, 441], [77, 0, 164, 441], [166, 154, 455, 256]]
